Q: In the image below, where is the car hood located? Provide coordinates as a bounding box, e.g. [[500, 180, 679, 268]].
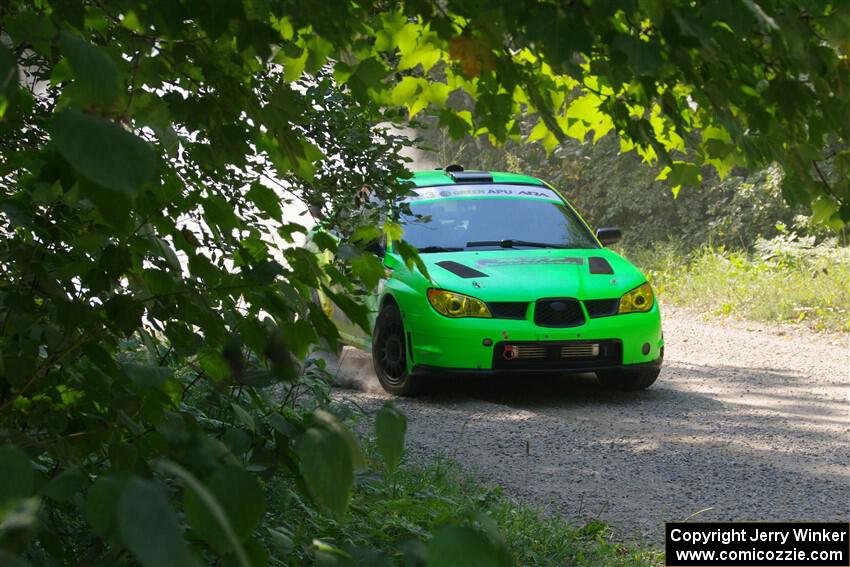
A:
[[416, 248, 646, 301]]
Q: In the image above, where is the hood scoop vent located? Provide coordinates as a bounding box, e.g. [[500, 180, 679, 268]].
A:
[[436, 261, 488, 279], [448, 171, 493, 183], [588, 257, 614, 275]]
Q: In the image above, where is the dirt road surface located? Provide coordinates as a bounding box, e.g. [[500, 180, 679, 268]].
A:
[[329, 306, 850, 544]]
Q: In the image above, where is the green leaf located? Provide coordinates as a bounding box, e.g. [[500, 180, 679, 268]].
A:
[[399, 45, 441, 73], [313, 541, 357, 567], [4, 11, 55, 53], [394, 239, 431, 280], [423, 82, 449, 106], [105, 295, 144, 336], [117, 478, 199, 567], [60, 31, 122, 108], [311, 410, 365, 469], [351, 253, 385, 289], [316, 543, 392, 567], [231, 403, 256, 432], [320, 286, 371, 334], [281, 50, 307, 82], [222, 427, 253, 456], [149, 237, 182, 272], [351, 225, 383, 247], [391, 76, 421, 106], [184, 465, 265, 554], [246, 182, 282, 221], [611, 35, 662, 76], [527, 119, 559, 155], [811, 195, 842, 228], [199, 347, 231, 381], [122, 363, 172, 388], [50, 110, 156, 196], [666, 161, 702, 198], [375, 403, 406, 473], [395, 22, 418, 55], [312, 230, 339, 252], [346, 57, 389, 100], [203, 195, 241, 234], [439, 109, 473, 139], [426, 526, 513, 567], [268, 528, 294, 555], [0, 446, 33, 505], [41, 468, 84, 502], [86, 474, 127, 538], [294, 425, 353, 518], [383, 221, 404, 242]]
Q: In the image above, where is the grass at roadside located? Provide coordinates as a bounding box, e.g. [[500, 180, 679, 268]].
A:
[[266, 452, 662, 566], [624, 238, 850, 333]]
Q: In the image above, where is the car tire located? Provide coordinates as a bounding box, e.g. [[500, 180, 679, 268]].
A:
[[596, 366, 660, 391], [372, 303, 424, 396]]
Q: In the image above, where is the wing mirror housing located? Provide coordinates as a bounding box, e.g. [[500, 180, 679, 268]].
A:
[[595, 227, 622, 247]]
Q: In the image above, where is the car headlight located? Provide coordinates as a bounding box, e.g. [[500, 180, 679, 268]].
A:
[[618, 282, 654, 314], [427, 289, 492, 318]]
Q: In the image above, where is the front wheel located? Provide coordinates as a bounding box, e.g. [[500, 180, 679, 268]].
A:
[[596, 366, 660, 391], [372, 303, 424, 396]]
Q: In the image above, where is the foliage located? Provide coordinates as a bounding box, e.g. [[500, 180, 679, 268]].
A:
[[420, 125, 827, 249], [627, 236, 850, 332], [3, 3, 850, 218], [1, 1, 417, 563], [393, 0, 850, 226], [270, 449, 661, 567], [2, 0, 849, 564], [383, 0, 850, 222]]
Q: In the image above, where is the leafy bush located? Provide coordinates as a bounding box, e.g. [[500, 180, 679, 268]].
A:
[[627, 236, 850, 332], [270, 445, 661, 566]]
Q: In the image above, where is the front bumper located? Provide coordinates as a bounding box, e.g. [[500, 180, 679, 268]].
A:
[[411, 356, 663, 377], [403, 303, 663, 371]]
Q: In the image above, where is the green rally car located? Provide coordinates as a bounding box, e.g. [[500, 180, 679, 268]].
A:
[[320, 167, 663, 396]]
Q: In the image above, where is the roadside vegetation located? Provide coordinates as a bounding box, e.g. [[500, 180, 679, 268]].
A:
[[270, 437, 661, 567], [629, 237, 850, 333]]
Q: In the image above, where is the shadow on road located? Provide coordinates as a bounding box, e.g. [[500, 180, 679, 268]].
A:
[[332, 347, 849, 543]]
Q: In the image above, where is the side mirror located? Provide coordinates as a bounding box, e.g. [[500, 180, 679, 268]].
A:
[[365, 240, 386, 257], [595, 227, 622, 246]]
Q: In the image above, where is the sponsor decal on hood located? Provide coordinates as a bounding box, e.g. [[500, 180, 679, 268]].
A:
[[477, 257, 584, 267]]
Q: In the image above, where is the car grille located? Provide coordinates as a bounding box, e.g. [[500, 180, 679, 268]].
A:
[[492, 340, 622, 370], [584, 298, 619, 318], [559, 343, 599, 357], [515, 345, 547, 359], [488, 301, 529, 319], [533, 298, 585, 328]]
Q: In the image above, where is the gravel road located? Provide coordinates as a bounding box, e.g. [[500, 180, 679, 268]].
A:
[[329, 306, 850, 544]]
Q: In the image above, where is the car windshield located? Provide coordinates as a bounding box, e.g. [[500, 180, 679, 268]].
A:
[[400, 195, 599, 252]]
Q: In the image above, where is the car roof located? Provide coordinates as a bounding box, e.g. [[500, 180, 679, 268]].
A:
[[409, 170, 547, 188]]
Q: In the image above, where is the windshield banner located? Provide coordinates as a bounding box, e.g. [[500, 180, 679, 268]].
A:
[[404, 185, 562, 202]]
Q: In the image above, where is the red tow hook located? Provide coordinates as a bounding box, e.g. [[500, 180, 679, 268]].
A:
[[502, 345, 518, 360]]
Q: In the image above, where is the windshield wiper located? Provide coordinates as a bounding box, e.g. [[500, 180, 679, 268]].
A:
[[465, 239, 566, 249], [416, 246, 465, 253]]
